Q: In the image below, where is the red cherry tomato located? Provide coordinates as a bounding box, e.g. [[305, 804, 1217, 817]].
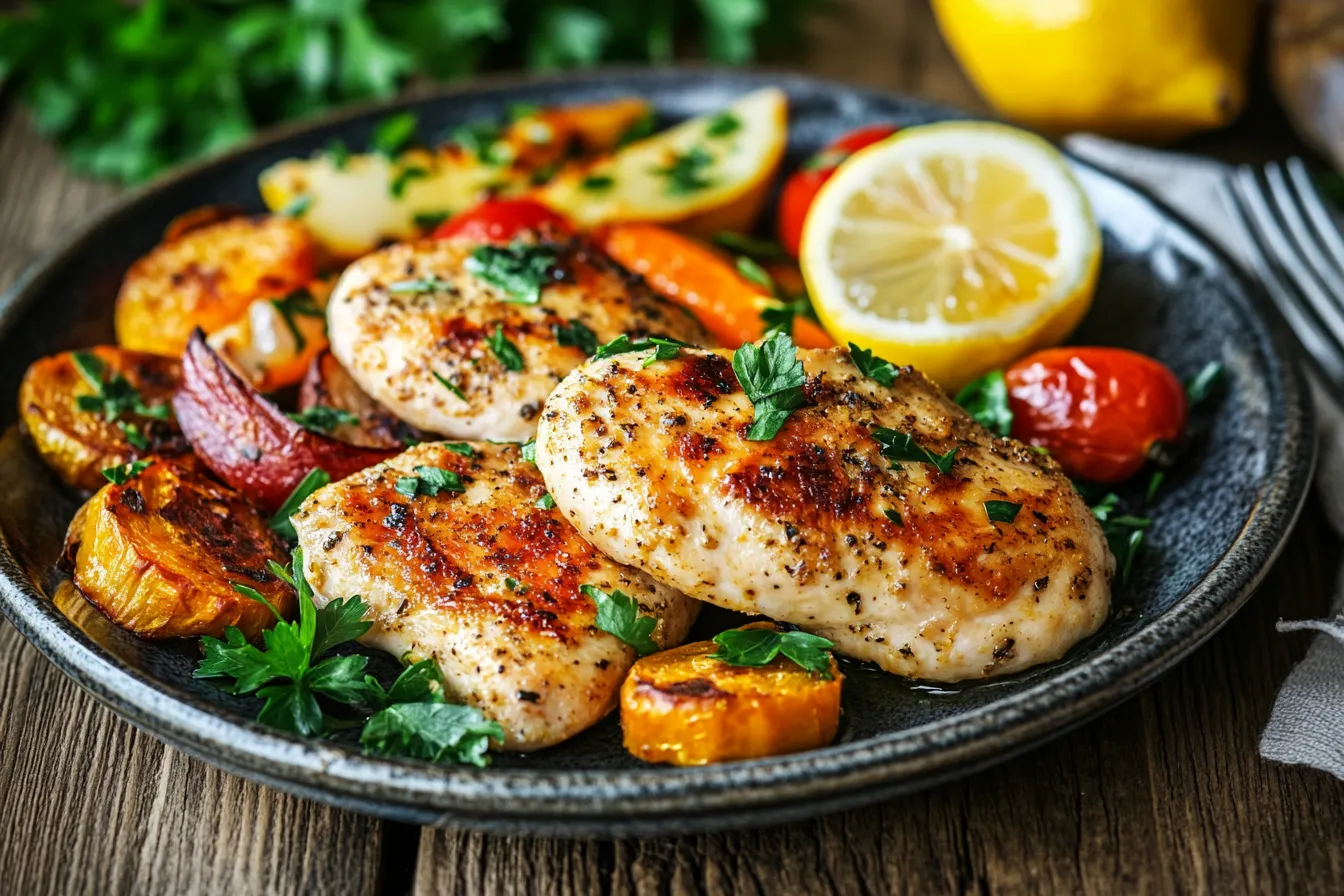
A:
[[1005, 347, 1188, 484], [432, 199, 574, 243], [776, 124, 899, 257]]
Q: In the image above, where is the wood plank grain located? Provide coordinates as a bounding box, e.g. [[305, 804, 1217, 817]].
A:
[[0, 101, 385, 896]]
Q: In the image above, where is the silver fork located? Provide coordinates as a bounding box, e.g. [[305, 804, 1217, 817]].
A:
[[1219, 158, 1344, 389]]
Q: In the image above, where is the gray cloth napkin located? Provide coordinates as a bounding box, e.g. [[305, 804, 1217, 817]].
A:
[[1064, 134, 1344, 778]]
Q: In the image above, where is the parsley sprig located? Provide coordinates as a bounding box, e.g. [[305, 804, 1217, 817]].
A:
[[652, 146, 715, 195], [710, 627, 834, 677], [871, 427, 958, 475], [287, 406, 359, 434], [270, 289, 325, 352], [487, 325, 525, 372], [581, 585, 658, 656], [101, 459, 153, 485], [466, 241, 561, 305], [553, 319, 598, 356], [593, 334, 690, 367], [848, 342, 898, 387], [1090, 492, 1152, 585], [955, 370, 1013, 437], [72, 351, 169, 423], [270, 468, 330, 540], [395, 465, 465, 498], [196, 548, 502, 765], [732, 332, 807, 440]]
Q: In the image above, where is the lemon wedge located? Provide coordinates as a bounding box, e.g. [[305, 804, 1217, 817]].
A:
[[800, 122, 1100, 391]]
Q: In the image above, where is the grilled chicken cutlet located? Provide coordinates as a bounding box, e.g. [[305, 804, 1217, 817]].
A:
[[292, 441, 698, 750], [536, 347, 1113, 682], [325, 232, 713, 442]]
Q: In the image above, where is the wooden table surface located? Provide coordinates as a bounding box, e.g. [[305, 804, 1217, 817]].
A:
[[3, 2, 1343, 893]]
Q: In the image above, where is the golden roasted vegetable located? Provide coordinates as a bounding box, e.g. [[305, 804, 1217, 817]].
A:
[[620, 622, 842, 766], [205, 276, 334, 391], [72, 457, 293, 639], [18, 346, 182, 490], [114, 214, 318, 356], [259, 97, 652, 258]]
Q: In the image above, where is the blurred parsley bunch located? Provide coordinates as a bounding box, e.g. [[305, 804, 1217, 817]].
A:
[[0, 0, 821, 182]]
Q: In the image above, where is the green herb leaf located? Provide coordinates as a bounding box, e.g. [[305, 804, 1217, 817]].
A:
[[466, 241, 560, 305], [883, 508, 904, 527], [955, 371, 1013, 437], [592, 334, 691, 365], [101, 459, 153, 485], [390, 164, 428, 198], [848, 343, 898, 387], [450, 120, 506, 164], [580, 584, 659, 656], [311, 595, 374, 658], [120, 421, 150, 450], [431, 371, 467, 401], [269, 468, 331, 540], [871, 427, 958, 475], [535, 492, 556, 510], [1090, 495, 1151, 585], [710, 627, 834, 677], [735, 255, 775, 293], [413, 210, 451, 232], [279, 194, 312, 218], [706, 111, 741, 138], [1185, 361, 1225, 405], [71, 350, 169, 423], [732, 332, 808, 440], [1146, 470, 1165, 503], [713, 231, 788, 259], [396, 465, 465, 498], [651, 146, 715, 195], [617, 110, 657, 147], [270, 288, 324, 352], [580, 173, 615, 192], [325, 138, 350, 170], [387, 276, 455, 294], [442, 442, 475, 458], [361, 701, 501, 766], [759, 295, 820, 338], [553, 319, 598, 356], [287, 405, 358, 434], [487, 324, 526, 372], [521, 439, 537, 464], [984, 500, 1022, 523], [371, 111, 419, 157]]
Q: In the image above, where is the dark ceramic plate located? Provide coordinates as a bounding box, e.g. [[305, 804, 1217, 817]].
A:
[[0, 69, 1315, 837]]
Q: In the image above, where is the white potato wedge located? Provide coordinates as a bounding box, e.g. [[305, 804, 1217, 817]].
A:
[[534, 87, 788, 237]]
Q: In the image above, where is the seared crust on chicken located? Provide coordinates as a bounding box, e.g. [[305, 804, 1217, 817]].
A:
[[292, 441, 698, 750], [325, 233, 713, 442], [536, 347, 1113, 682]]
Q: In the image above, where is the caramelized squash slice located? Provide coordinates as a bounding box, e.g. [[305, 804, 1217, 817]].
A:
[[18, 346, 182, 490], [114, 214, 318, 356], [620, 622, 842, 766], [72, 457, 293, 639]]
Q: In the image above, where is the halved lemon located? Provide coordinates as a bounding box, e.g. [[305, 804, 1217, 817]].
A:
[[800, 122, 1100, 391]]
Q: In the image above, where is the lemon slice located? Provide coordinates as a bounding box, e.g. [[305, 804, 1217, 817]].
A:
[[800, 122, 1100, 391]]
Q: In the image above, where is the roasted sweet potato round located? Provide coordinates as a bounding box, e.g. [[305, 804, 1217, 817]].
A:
[[18, 346, 182, 490], [72, 457, 293, 639], [114, 214, 317, 356], [620, 622, 843, 766]]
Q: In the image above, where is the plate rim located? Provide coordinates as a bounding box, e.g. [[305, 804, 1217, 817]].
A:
[[0, 67, 1317, 836]]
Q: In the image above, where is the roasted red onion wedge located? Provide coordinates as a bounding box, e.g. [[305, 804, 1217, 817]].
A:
[[173, 330, 395, 513]]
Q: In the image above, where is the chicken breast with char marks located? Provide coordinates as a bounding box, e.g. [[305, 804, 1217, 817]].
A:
[[292, 441, 698, 750], [326, 232, 713, 442], [536, 346, 1113, 682]]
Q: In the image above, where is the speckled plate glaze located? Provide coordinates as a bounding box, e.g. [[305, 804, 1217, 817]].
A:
[[0, 69, 1315, 837]]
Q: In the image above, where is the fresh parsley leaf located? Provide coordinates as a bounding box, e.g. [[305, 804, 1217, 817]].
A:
[[390, 164, 428, 198], [592, 334, 690, 366], [72, 350, 169, 423], [287, 405, 359, 434], [120, 421, 150, 450], [1146, 470, 1165, 503], [848, 343, 898, 387], [713, 231, 788, 259], [955, 371, 1013, 437], [385, 658, 444, 704], [395, 465, 465, 498], [1089, 494, 1151, 585], [710, 627, 835, 677], [269, 468, 331, 540], [884, 508, 904, 527], [580, 174, 615, 191], [311, 595, 374, 658], [732, 332, 808, 440], [305, 654, 380, 707], [759, 296, 820, 338], [553, 319, 598, 356], [325, 138, 350, 170], [521, 439, 537, 464], [984, 500, 1022, 524], [270, 289, 324, 352], [487, 324, 525, 372], [466, 241, 560, 305], [706, 111, 741, 138], [257, 682, 324, 737], [1185, 361, 1225, 405], [503, 577, 529, 593], [535, 492, 556, 509], [387, 276, 455, 294], [361, 701, 502, 766], [651, 145, 715, 195], [101, 459, 152, 485], [450, 120, 506, 164], [581, 584, 659, 656], [413, 210, 451, 231], [442, 442, 475, 458], [735, 255, 775, 293], [617, 110, 657, 147], [870, 427, 958, 475], [371, 111, 418, 157], [279, 194, 312, 218], [431, 371, 467, 401]]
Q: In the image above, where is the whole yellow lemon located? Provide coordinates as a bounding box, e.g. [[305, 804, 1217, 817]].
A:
[[931, 0, 1257, 141]]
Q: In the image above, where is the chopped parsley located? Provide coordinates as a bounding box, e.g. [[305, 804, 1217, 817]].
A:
[[709, 627, 834, 677], [465, 241, 560, 305], [1185, 361, 1225, 405], [503, 576, 528, 593], [580, 173, 615, 192], [371, 111, 418, 157], [617, 109, 656, 147], [388, 276, 455, 294], [713, 231, 788, 259], [553, 319, 598, 356], [871, 427, 958, 475], [287, 405, 359, 434], [121, 421, 149, 450], [535, 492, 556, 510], [593, 334, 689, 367], [955, 370, 1013, 437], [520, 439, 537, 463], [432, 371, 467, 401], [1090, 492, 1152, 585], [487, 324, 525, 372], [732, 332, 807, 441], [734, 255, 775, 292], [72, 351, 169, 423], [984, 500, 1022, 524], [442, 442, 475, 458], [705, 111, 741, 138], [270, 289, 324, 351], [101, 459, 153, 485], [883, 508, 904, 527], [269, 468, 331, 540], [413, 210, 451, 232], [279, 194, 312, 218], [450, 120, 507, 164], [1146, 470, 1165, 503], [848, 342, 898, 387], [395, 465, 465, 498], [389, 164, 428, 198], [581, 584, 658, 656], [651, 145, 715, 195], [760, 295, 821, 338]]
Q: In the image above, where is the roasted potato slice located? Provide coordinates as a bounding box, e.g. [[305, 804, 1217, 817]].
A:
[[115, 214, 318, 356], [206, 276, 334, 391], [535, 88, 788, 238], [258, 98, 652, 258], [18, 346, 182, 490], [297, 350, 425, 449], [621, 622, 842, 766], [72, 457, 293, 639]]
